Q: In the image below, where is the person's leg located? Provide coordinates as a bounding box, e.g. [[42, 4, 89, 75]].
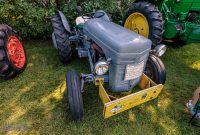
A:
[[186, 86, 200, 117], [192, 87, 200, 105]]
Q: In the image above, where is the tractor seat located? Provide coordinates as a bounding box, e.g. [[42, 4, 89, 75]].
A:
[[83, 18, 151, 53]]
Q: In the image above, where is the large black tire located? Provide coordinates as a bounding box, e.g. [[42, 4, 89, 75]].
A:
[[66, 70, 84, 121], [51, 13, 72, 63], [0, 24, 26, 80], [144, 54, 166, 84], [123, 1, 164, 48]]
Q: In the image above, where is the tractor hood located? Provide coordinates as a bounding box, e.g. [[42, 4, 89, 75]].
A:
[[83, 18, 152, 62], [83, 19, 152, 92]]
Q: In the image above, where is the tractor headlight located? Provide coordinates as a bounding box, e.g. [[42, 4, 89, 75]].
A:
[[153, 44, 167, 57], [95, 61, 109, 75]]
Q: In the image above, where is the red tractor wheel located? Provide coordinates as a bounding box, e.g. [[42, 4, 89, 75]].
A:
[[0, 24, 26, 79]]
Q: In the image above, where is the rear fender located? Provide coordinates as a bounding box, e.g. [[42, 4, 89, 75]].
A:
[[133, 0, 164, 8], [57, 10, 71, 34], [134, 0, 158, 4]]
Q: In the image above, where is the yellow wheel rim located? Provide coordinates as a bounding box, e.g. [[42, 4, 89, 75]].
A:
[[124, 12, 149, 37]]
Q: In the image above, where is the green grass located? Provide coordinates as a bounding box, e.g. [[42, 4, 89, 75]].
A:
[[0, 41, 200, 135]]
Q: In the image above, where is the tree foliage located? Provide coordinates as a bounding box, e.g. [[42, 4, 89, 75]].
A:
[[0, 0, 133, 39]]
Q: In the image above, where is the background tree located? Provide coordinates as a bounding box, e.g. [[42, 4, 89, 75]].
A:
[[0, 0, 132, 39]]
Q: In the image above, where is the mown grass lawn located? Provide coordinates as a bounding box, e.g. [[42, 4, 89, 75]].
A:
[[0, 40, 200, 135]]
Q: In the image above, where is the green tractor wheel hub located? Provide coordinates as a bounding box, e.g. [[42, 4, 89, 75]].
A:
[[164, 22, 182, 39]]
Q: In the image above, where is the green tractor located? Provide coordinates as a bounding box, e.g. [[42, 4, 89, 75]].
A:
[[123, 0, 200, 47]]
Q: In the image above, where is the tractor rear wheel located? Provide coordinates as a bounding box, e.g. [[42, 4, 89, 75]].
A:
[[0, 24, 26, 79], [144, 54, 166, 84], [66, 70, 84, 121], [51, 13, 72, 64], [123, 1, 164, 48]]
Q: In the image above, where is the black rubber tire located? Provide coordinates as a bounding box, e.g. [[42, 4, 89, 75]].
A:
[[0, 24, 26, 80], [66, 70, 84, 121], [123, 1, 164, 48], [144, 54, 166, 84], [51, 13, 72, 64]]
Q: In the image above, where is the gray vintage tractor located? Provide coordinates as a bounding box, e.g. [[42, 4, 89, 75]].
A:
[[50, 6, 166, 121]]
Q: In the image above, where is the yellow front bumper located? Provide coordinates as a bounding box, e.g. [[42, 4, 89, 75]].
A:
[[96, 74, 164, 119]]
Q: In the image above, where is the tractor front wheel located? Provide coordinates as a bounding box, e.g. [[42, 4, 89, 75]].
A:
[[123, 1, 164, 48], [66, 70, 84, 121], [0, 25, 26, 79], [144, 54, 166, 84]]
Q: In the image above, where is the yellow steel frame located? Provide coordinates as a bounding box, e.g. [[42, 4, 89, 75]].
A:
[[96, 74, 164, 119]]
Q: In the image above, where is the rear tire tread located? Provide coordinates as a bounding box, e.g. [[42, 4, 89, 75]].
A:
[[0, 24, 26, 79], [51, 13, 72, 63]]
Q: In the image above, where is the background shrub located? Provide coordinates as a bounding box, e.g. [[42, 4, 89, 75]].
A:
[[0, 0, 133, 40]]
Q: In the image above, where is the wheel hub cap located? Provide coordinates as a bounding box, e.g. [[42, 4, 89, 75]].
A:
[[124, 12, 149, 37], [7, 36, 25, 69]]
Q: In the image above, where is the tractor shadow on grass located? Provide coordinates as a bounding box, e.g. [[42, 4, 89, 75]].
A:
[[162, 39, 186, 48]]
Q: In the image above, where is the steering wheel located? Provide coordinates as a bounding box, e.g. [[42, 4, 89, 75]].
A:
[[82, 11, 105, 19]]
